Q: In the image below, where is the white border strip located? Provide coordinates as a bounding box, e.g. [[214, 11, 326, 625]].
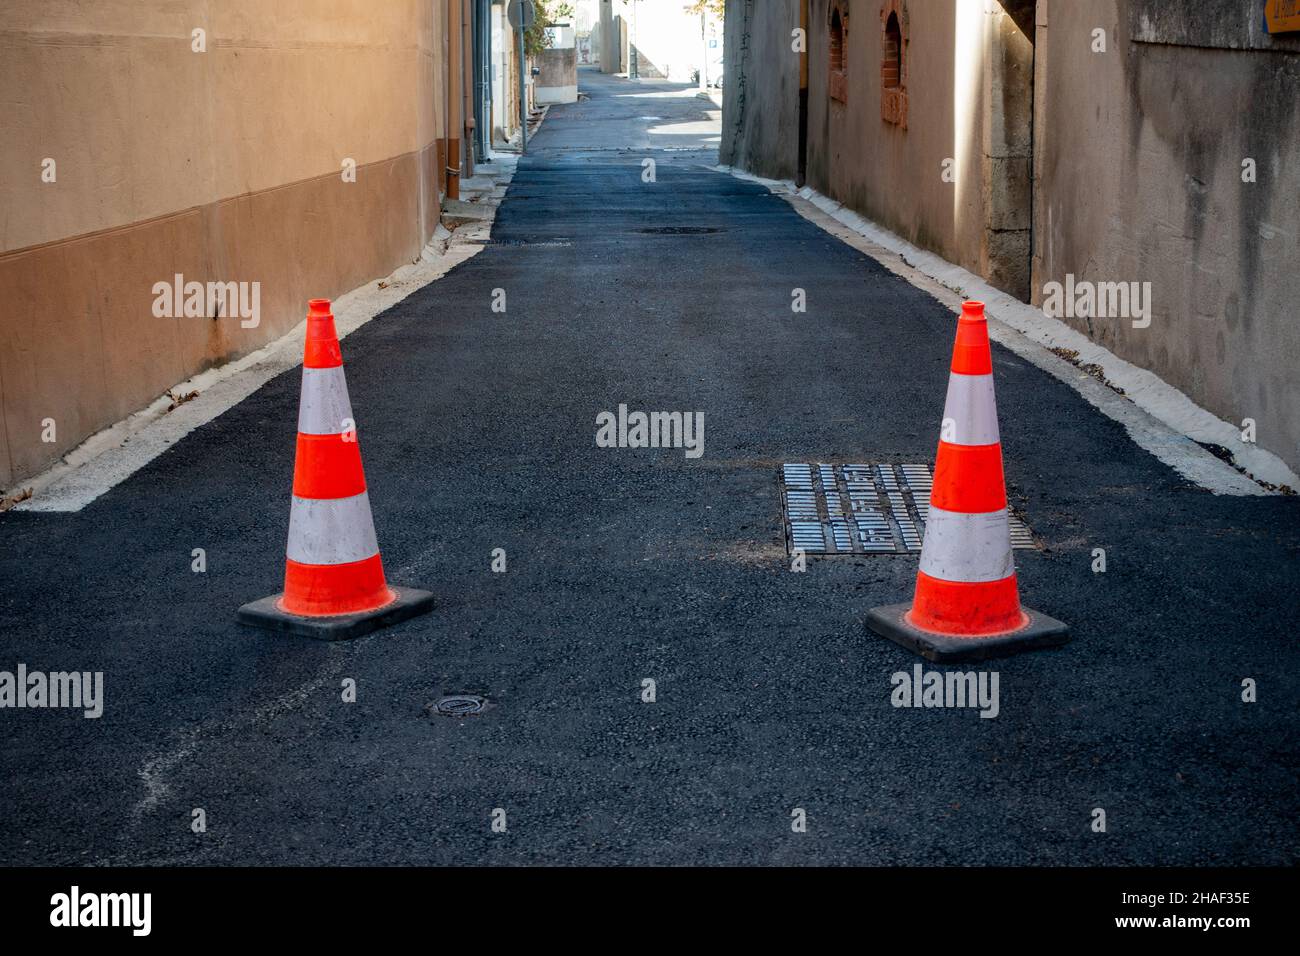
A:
[[15, 158, 518, 512], [919, 505, 1015, 583], [297, 366, 354, 437], [286, 492, 379, 566], [713, 164, 1296, 496], [943, 373, 1000, 447]]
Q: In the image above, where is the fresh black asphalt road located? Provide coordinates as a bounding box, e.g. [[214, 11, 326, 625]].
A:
[[2, 71, 1297, 866]]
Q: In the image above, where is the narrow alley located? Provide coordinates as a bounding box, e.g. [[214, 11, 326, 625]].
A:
[[2, 67, 1296, 870]]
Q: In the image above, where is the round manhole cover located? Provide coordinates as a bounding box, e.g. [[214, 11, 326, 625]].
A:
[[428, 694, 489, 717]]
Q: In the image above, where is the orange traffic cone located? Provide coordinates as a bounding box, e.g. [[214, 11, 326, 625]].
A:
[[238, 298, 433, 639], [865, 301, 1068, 661]]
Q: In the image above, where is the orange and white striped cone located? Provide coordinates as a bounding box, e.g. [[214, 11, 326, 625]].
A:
[[865, 301, 1069, 662], [238, 298, 433, 640]]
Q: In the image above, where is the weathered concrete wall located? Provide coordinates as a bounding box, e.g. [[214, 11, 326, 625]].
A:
[[721, 0, 801, 181], [1034, 0, 1300, 472], [0, 0, 451, 489], [537, 25, 578, 104]]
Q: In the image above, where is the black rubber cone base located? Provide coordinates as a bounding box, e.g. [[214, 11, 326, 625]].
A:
[[865, 602, 1069, 663], [237, 586, 434, 641]]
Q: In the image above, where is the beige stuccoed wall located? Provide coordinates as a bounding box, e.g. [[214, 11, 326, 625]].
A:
[[3, 0, 443, 252], [0, 1, 451, 489], [1034, 0, 1300, 474], [804, 0, 989, 286]]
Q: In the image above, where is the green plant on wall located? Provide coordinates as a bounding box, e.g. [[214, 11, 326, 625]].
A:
[[525, 1, 576, 57], [688, 0, 725, 18]]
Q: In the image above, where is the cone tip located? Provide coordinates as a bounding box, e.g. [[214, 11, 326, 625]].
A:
[[961, 300, 985, 319], [308, 298, 332, 316]]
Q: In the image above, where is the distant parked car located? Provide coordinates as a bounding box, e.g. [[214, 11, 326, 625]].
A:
[[709, 52, 724, 88]]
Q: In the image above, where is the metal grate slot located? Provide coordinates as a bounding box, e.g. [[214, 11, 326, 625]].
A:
[[780, 462, 1039, 557]]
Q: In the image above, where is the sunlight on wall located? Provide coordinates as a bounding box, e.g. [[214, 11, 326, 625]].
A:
[[952, 0, 985, 234]]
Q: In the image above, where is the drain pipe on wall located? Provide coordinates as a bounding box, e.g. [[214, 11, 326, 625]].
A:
[[447, 0, 463, 199], [517, 12, 527, 152], [473, 0, 489, 162], [462, 0, 476, 178]]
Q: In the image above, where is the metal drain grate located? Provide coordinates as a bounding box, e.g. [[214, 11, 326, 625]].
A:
[[781, 463, 1037, 556]]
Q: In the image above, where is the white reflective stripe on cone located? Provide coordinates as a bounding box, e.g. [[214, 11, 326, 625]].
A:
[[298, 366, 355, 436], [941, 372, 1000, 446], [286, 492, 380, 566], [918, 504, 1015, 583]]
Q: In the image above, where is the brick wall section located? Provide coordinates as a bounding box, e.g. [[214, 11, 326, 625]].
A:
[[880, 1, 908, 127], [829, 2, 848, 102], [881, 31, 899, 86]]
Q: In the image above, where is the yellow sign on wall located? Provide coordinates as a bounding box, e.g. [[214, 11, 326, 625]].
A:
[[1264, 0, 1300, 34]]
